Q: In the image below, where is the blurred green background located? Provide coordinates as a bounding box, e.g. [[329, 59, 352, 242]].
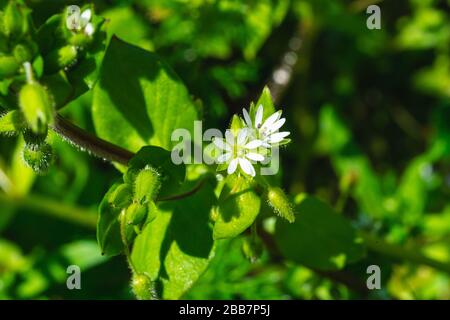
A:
[[1, 0, 450, 299]]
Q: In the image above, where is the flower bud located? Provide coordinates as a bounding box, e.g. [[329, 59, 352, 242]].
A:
[[0, 55, 20, 78], [267, 187, 295, 223], [4, 1, 26, 38], [18, 82, 54, 134], [133, 167, 160, 203], [108, 184, 132, 209], [131, 273, 157, 300], [22, 127, 47, 149], [44, 45, 77, 74], [230, 114, 243, 135], [22, 142, 53, 174], [69, 33, 92, 48], [126, 202, 148, 226], [13, 43, 33, 63]]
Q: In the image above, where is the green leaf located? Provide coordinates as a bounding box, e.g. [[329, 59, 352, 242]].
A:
[[0, 110, 25, 134], [97, 183, 124, 257], [66, 15, 107, 98], [36, 13, 106, 101], [41, 72, 73, 110], [213, 175, 261, 240], [92, 37, 199, 152], [254, 86, 276, 118], [127, 146, 186, 198], [275, 195, 366, 271], [131, 178, 217, 299]]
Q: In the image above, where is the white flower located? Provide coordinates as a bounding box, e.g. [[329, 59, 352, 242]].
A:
[[67, 8, 95, 36], [213, 128, 265, 177], [242, 104, 290, 148]]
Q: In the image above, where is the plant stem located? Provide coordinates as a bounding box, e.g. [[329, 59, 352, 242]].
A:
[[361, 232, 450, 274], [0, 192, 97, 229], [51, 114, 135, 165], [52, 114, 207, 201], [156, 178, 207, 202]]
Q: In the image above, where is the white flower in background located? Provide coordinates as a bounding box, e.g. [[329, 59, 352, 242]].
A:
[[242, 104, 290, 148], [213, 128, 265, 177], [67, 7, 95, 36]]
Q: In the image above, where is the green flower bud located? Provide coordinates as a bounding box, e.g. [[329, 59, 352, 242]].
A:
[[22, 127, 47, 149], [126, 202, 148, 226], [13, 43, 33, 63], [4, 2, 26, 38], [18, 82, 54, 134], [108, 184, 132, 209], [44, 45, 77, 74], [133, 167, 160, 203], [69, 33, 92, 48], [131, 273, 157, 300], [0, 55, 20, 78], [22, 142, 53, 174], [267, 187, 295, 223], [230, 114, 244, 135]]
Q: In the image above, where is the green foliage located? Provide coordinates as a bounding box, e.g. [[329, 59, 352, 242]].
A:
[[275, 195, 366, 271], [92, 37, 198, 152], [0, 110, 25, 134], [0, 0, 449, 301], [213, 175, 261, 240], [131, 177, 217, 299], [97, 182, 127, 256]]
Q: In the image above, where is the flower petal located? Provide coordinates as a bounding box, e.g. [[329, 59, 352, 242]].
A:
[[268, 131, 290, 143], [255, 104, 264, 128], [267, 118, 286, 133], [227, 158, 238, 174], [261, 141, 271, 148], [213, 138, 231, 151], [244, 139, 263, 149], [225, 130, 235, 146], [80, 9, 92, 27], [261, 111, 282, 132], [246, 152, 264, 162], [237, 128, 248, 146], [239, 158, 256, 177], [217, 152, 232, 163], [84, 23, 95, 36], [242, 108, 252, 128]]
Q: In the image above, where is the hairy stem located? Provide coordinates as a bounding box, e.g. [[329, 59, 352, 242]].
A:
[[51, 114, 135, 165], [52, 114, 208, 202], [156, 179, 207, 202]]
